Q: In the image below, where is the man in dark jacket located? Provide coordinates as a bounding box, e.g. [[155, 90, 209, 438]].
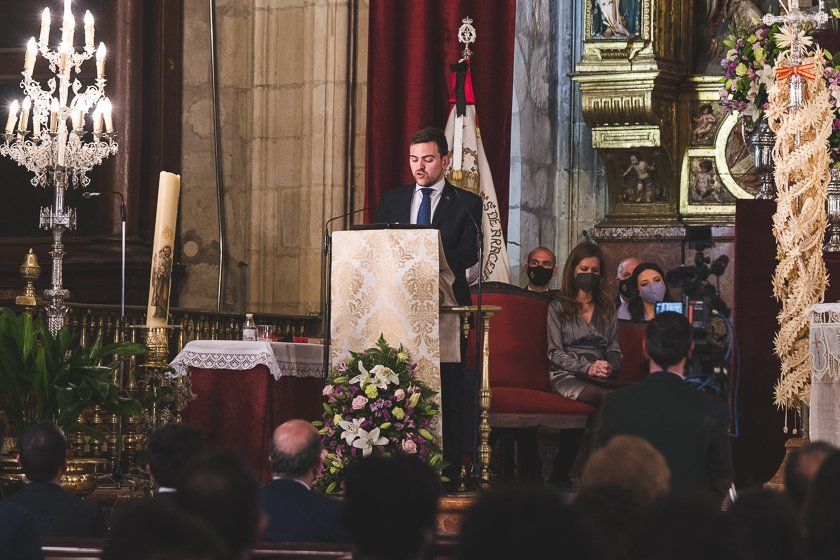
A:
[[261, 419, 346, 543], [596, 312, 733, 501], [147, 423, 205, 504], [6, 423, 105, 538]]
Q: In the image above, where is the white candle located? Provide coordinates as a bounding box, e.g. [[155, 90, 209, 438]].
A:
[[57, 124, 66, 167], [61, 13, 74, 49], [33, 114, 41, 138], [19, 97, 31, 133], [146, 172, 182, 327], [5, 101, 19, 134], [23, 38, 37, 78], [102, 98, 113, 133], [65, 0, 72, 17], [49, 98, 59, 133], [96, 43, 106, 80], [58, 43, 68, 75], [84, 11, 94, 50], [39, 9, 50, 47], [71, 108, 83, 130], [92, 104, 103, 134]]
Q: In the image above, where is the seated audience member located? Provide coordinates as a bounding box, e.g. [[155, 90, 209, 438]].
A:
[[147, 423, 205, 503], [784, 440, 836, 514], [343, 454, 440, 560], [103, 501, 226, 560], [262, 419, 346, 543], [0, 420, 42, 560], [523, 246, 557, 294], [6, 423, 105, 538], [460, 486, 603, 560], [178, 451, 264, 560], [615, 257, 642, 306], [804, 451, 840, 560], [729, 488, 804, 560], [573, 486, 640, 560], [617, 262, 671, 321], [548, 241, 622, 406], [596, 312, 733, 501], [582, 434, 670, 506], [627, 496, 743, 560]]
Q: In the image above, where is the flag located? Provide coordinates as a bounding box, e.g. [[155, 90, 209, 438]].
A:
[[444, 57, 511, 284]]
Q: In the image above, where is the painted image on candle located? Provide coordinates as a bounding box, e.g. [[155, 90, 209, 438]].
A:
[[151, 244, 173, 318]]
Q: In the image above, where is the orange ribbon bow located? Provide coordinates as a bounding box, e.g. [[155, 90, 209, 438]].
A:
[[775, 62, 817, 82]]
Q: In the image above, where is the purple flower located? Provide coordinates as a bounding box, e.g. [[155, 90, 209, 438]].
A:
[[833, 118, 840, 131]]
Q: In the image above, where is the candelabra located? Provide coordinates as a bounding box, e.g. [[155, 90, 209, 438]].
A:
[[0, 1, 117, 335]]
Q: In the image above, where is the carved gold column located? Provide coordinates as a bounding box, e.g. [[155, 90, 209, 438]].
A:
[[574, 0, 694, 225]]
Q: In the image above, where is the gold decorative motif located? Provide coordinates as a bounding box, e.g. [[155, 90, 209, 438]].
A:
[[16, 248, 41, 310]]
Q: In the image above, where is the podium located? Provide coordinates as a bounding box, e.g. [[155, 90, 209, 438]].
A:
[[329, 229, 460, 441]]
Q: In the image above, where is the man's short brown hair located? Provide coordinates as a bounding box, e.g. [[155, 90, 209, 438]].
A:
[[410, 127, 448, 158], [583, 435, 671, 505]]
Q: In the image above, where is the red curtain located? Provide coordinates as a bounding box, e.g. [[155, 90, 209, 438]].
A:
[[365, 0, 517, 229]]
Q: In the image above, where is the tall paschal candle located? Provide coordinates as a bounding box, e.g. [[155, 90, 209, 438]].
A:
[[146, 171, 181, 327]]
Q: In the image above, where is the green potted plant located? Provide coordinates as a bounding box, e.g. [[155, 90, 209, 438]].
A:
[[0, 308, 145, 491]]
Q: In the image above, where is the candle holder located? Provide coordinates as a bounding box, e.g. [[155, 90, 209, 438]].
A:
[[0, 4, 117, 335]]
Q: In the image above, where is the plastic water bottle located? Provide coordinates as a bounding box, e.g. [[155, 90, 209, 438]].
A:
[[242, 313, 257, 341]]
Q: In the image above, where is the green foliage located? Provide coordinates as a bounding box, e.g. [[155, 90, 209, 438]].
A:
[[0, 308, 145, 445]]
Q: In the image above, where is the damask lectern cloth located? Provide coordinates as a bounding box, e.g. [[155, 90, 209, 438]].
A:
[[170, 341, 324, 380], [809, 304, 840, 446], [331, 230, 459, 440]]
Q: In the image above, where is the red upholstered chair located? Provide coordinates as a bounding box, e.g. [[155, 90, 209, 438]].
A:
[[465, 284, 650, 481]]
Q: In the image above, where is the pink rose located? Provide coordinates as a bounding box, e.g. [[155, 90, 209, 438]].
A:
[[322, 385, 334, 397], [394, 389, 405, 402], [351, 396, 368, 410], [401, 439, 417, 454]]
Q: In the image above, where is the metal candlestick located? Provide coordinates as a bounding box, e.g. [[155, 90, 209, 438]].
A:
[[750, 120, 777, 200], [824, 167, 840, 251]]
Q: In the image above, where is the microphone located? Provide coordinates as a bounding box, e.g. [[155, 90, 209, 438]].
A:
[[323, 205, 379, 253], [82, 192, 100, 198]]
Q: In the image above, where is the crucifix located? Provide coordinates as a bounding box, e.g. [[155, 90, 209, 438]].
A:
[[763, 0, 828, 113]]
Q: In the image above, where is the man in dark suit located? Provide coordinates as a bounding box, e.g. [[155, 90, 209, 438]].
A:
[[6, 423, 105, 538], [596, 312, 733, 501], [146, 423, 205, 504], [374, 127, 482, 485], [261, 419, 346, 543]]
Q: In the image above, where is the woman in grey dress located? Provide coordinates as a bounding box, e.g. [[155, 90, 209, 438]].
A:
[[548, 241, 622, 405]]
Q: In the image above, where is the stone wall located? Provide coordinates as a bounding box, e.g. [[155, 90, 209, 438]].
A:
[[509, 0, 607, 285], [178, 0, 367, 315]]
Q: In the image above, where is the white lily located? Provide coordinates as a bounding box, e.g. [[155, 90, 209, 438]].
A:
[[370, 364, 400, 388], [348, 361, 372, 388], [756, 64, 774, 88], [338, 417, 365, 445], [740, 103, 759, 122], [351, 427, 389, 456]]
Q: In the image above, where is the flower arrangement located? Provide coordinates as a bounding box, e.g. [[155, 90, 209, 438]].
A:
[[314, 335, 445, 494], [719, 22, 785, 127]]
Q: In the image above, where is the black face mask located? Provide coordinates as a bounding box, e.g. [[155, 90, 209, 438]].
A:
[[574, 272, 599, 293], [527, 266, 554, 287], [618, 278, 633, 299]]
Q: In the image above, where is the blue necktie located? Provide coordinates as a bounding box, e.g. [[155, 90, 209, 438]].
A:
[[416, 187, 433, 225]]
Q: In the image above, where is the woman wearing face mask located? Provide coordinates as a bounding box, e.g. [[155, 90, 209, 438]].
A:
[[617, 263, 671, 322], [547, 241, 622, 405]]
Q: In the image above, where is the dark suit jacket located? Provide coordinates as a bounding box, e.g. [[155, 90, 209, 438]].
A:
[[596, 371, 733, 497], [5, 481, 106, 539], [374, 182, 482, 306], [0, 502, 43, 560], [261, 478, 347, 543]]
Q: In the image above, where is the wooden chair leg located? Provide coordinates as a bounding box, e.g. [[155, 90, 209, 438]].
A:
[[536, 429, 561, 485]]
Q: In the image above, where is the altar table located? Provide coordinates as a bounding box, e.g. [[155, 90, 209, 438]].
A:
[[810, 305, 840, 448], [170, 341, 325, 481]]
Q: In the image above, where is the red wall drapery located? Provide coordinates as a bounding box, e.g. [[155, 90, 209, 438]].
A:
[[365, 0, 517, 229]]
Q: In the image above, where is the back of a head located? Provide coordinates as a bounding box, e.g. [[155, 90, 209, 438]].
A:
[[104, 501, 226, 560], [19, 422, 66, 482], [177, 451, 260, 558], [729, 488, 804, 560], [344, 454, 440, 560], [628, 496, 743, 560], [582, 434, 670, 506], [805, 451, 840, 560], [147, 423, 205, 488], [784, 441, 836, 512], [645, 311, 691, 369], [460, 486, 603, 560], [269, 419, 321, 478]]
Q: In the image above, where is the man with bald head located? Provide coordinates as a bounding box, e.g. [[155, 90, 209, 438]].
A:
[[616, 257, 642, 306], [261, 419, 347, 543]]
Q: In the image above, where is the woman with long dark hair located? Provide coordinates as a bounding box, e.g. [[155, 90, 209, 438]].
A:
[[617, 262, 670, 322], [547, 241, 622, 405]]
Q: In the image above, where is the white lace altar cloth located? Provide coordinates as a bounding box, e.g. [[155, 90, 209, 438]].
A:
[[169, 340, 325, 381], [809, 304, 840, 446]]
